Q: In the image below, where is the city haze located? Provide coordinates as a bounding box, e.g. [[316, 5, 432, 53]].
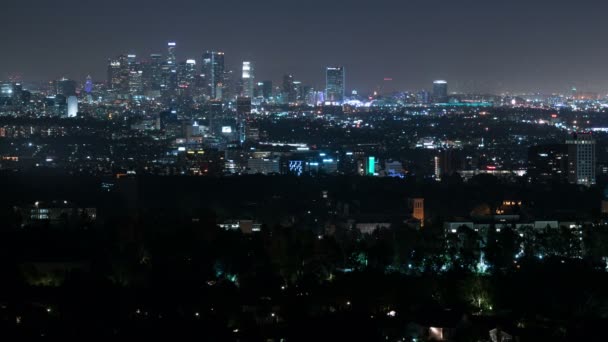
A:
[[3, 0, 608, 93]]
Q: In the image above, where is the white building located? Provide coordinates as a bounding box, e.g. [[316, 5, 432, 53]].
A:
[[67, 96, 78, 117]]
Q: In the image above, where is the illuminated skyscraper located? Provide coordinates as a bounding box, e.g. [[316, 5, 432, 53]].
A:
[[432, 80, 448, 103], [167, 42, 177, 67], [161, 42, 178, 95], [178, 59, 197, 90], [202, 51, 225, 99], [127, 54, 144, 96], [84, 75, 93, 94], [236, 96, 252, 143], [107, 55, 129, 94], [325, 67, 345, 104], [567, 132, 596, 186], [67, 96, 78, 117], [241, 61, 254, 98], [0, 83, 14, 99]]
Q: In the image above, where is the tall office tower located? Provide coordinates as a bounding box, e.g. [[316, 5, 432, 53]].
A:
[[129, 69, 144, 96], [0, 83, 14, 99], [221, 69, 235, 100], [527, 144, 569, 183], [432, 80, 448, 103], [0, 82, 24, 106], [325, 66, 345, 104], [259, 80, 272, 100], [236, 96, 252, 143], [167, 42, 177, 67], [84, 75, 93, 94], [160, 42, 178, 95], [107, 55, 129, 94], [282, 74, 296, 104], [66, 96, 78, 117], [143, 53, 163, 95], [55, 78, 77, 96], [127, 54, 137, 67], [241, 61, 254, 98], [293, 81, 305, 103], [178, 59, 197, 89], [434, 149, 460, 181], [567, 132, 596, 186], [416, 89, 430, 104], [126, 55, 144, 96], [202, 51, 225, 99]]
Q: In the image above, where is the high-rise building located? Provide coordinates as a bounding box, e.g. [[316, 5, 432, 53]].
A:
[[258, 80, 272, 100], [126, 55, 144, 96], [178, 59, 197, 90], [236, 96, 252, 143], [66, 96, 78, 117], [282, 74, 296, 104], [241, 61, 254, 98], [129, 70, 144, 96], [527, 144, 569, 183], [84, 75, 93, 94], [107, 55, 129, 94], [143, 54, 163, 96], [0, 83, 14, 99], [416, 89, 430, 104], [160, 42, 178, 96], [55, 78, 77, 97], [167, 42, 177, 66], [432, 80, 448, 103], [325, 67, 345, 104], [293, 81, 306, 103], [567, 132, 596, 186], [202, 51, 225, 99], [434, 149, 461, 181]]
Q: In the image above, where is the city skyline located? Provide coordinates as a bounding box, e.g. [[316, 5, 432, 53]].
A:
[[3, 0, 608, 94]]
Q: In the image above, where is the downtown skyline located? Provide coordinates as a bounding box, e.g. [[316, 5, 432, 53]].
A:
[[3, 0, 608, 94]]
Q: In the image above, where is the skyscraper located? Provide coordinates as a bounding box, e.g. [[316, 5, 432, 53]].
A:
[[282, 74, 296, 104], [178, 59, 197, 90], [143, 53, 163, 96], [241, 61, 254, 98], [567, 132, 596, 186], [107, 55, 129, 94], [55, 78, 77, 97], [236, 96, 252, 143], [527, 144, 568, 183], [432, 80, 448, 103], [259, 81, 272, 100], [167, 42, 177, 66], [67, 96, 78, 117], [127, 54, 144, 96], [161, 42, 178, 96], [84, 75, 93, 94], [325, 67, 345, 104], [202, 51, 225, 99]]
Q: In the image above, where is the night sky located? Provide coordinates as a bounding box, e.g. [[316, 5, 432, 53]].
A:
[[3, 0, 608, 94]]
